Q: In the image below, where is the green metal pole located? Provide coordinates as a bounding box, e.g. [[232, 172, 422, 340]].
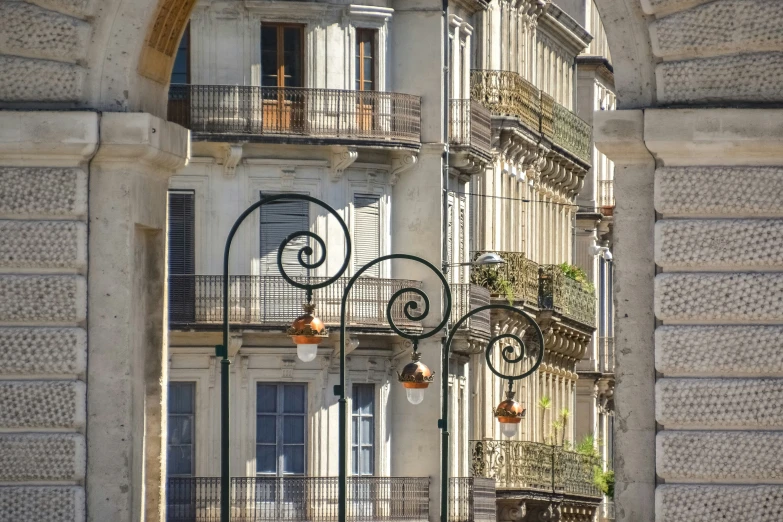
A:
[[440, 336, 450, 522]]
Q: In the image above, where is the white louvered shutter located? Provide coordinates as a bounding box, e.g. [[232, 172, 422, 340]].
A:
[[259, 193, 310, 277], [353, 195, 381, 277]]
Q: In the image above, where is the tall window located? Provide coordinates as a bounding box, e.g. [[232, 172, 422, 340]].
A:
[[261, 24, 304, 88], [168, 382, 196, 476], [351, 384, 375, 476], [171, 23, 190, 85], [168, 191, 195, 322], [353, 195, 381, 277], [257, 384, 307, 476], [355, 29, 376, 91], [259, 192, 309, 277]]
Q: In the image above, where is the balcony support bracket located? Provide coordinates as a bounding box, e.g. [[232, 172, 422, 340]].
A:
[[221, 143, 244, 178], [330, 146, 358, 181]]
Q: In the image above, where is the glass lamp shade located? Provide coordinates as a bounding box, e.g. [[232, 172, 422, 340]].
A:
[[500, 422, 519, 438], [296, 343, 318, 362], [406, 387, 425, 405]]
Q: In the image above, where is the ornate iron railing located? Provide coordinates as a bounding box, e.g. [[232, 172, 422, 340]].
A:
[[469, 440, 601, 499], [169, 275, 424, 329], [166, 476, 430, 522], [469, 71, 591, 164], [598, 179, 614, 208], [168, 85, 421, 145], [538, 266, 596, 328], [450, 283, 491, 339], [470, 70, 540, 133], [449, 99, 493, 160], [469, 251, 540, 305], [552, 103, 592, 163], [448, 477, 496, 522]]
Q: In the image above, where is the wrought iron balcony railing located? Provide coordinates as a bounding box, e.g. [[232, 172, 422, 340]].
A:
[[470, 440, 602, 499], [538, 265, 596, 328], [448, 477, 497, 522], [448, 99, 493, 161], [450, 283, 491, 339], [166, 476, 429, 522], [469, 70, 592, 165], [598, 179, 614, 209], [469, 251, 540, 306], [169, 275, 424, 329], [168, 85, 421, 146]]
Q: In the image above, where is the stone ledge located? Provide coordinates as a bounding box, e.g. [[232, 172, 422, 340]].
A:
[[645, 109, 783, 167], [0, 433, 85, 482], [655, 219, 783, 271], [592, 110, 654, 166], [0, 327, 86, 377], [0, 275, 86, 325], [656, 485, 783, 522], [0, 112, 96, 166], [0, 167, 87, 219], [657, 378, 783, 429], [655, 273, 783, 324], [0, 58, 86, 108], [656, 325, 783, 377], [0, 381, 85, 429], [655, 167, 783, 218], [658, 431, 783, 482], [0, 221, 86, 272], [0, 486, 84, 522]]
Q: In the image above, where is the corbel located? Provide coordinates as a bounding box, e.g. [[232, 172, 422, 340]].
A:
[[389, 150, 418, 185], [221, 143, 244, 178], [330, 146, 358, 181]]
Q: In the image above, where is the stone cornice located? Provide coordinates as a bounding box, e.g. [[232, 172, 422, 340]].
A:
[[593, 110, 654, 166], [0, 111, 98, 167], [540, 4, 592, 55]]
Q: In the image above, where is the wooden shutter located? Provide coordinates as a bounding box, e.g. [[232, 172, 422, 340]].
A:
[[353, 195, 380, 277], [168, 191, 195, 323], [259, 193, 309, 277]]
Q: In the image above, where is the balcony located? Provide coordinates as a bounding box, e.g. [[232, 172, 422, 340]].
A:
[[469, 70, 592, 164], [166, 476, 429, 522], [539, 265, 596, 328], [469, 251, 539, 306], [167, 85, 421, 148], [450, 283, 491, 340], [448, 477, 497, 522], [470, 440, 602, 499], [449, 99, 493, 164], [169, 275, 424, 331]]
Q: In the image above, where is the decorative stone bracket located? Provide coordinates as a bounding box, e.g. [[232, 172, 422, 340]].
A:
[[220, 143, 244, 178], [389, 151, 418, 186], [330, 146, 358, 181]]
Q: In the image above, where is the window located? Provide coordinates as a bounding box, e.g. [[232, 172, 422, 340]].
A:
[[353, 195, 381, 277], [352, 384, 375, 476], [168, 191, 195, 322], [259, 193, 309, 277], [355, 29, 376, 91], [171, 23, 190, 85], [261, 24, 304, 88], [168, 382, 196, 476], [257, 384, 307, 476]]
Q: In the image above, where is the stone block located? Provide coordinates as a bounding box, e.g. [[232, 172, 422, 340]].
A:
[[656, 485, 783, 522], [655, 167, 783, 217], [0, 168, 87, 219], [0, 56, 84, 102], [640, 0, 713, 16], [658, 52, 783, 105], [0, 275, 86, 325], [650, 0, 783, 59], [657, 431, 783, 482], [28, 0, 94, 18], [0, 434, 85, 481], [657, 378, 783, 429], [656, 325, 783, 377], [0, 381, 85, 429], [0, 221, 86, 271], [0, 3, 90, 64], [655, 219, 783, 270], [655, 273, 783, 324], [0, 486, 84, 522], [0, 327, 86, 376]]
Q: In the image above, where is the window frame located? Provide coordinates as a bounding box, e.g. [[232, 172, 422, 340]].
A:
[[168, 381, 197, 478], [171, 23, 191, 85], [351, 383, 376, 476], [260, 23, 305, 89], [355, 28, 377, 92], [256, 382, 308, 477]]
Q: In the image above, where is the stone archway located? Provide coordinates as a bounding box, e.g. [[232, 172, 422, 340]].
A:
[[2, 0, 783, 521]]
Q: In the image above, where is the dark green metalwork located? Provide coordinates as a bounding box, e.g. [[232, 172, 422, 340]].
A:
[[219, 194, 351, 522]]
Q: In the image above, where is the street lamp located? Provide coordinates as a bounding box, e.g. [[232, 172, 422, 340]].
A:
[[495, 383, 526, 438], [397, 349, 435, 405], [288, 302, 328, 362]]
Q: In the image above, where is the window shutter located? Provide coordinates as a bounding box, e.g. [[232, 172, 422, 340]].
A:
[[354, 195, 380, 277], [259, 193, 310, 277], [168, 191, 195, 323]]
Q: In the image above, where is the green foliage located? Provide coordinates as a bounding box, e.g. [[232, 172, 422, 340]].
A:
[[558, 262, 595, 293], [575, 434, 600, 458], [475, 266, 515, 304], [593, 468, 615, 499]]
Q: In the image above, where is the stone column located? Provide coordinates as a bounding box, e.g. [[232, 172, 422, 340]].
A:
[[593, 110, 655, 522], [0, 111, 188, 522]]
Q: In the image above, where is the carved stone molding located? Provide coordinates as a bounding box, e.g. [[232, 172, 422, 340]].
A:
[[389, 151, 418, 185], [221, 143, 244, 178], [330, 146, 358, 181], [280, 165, 296, 188]]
